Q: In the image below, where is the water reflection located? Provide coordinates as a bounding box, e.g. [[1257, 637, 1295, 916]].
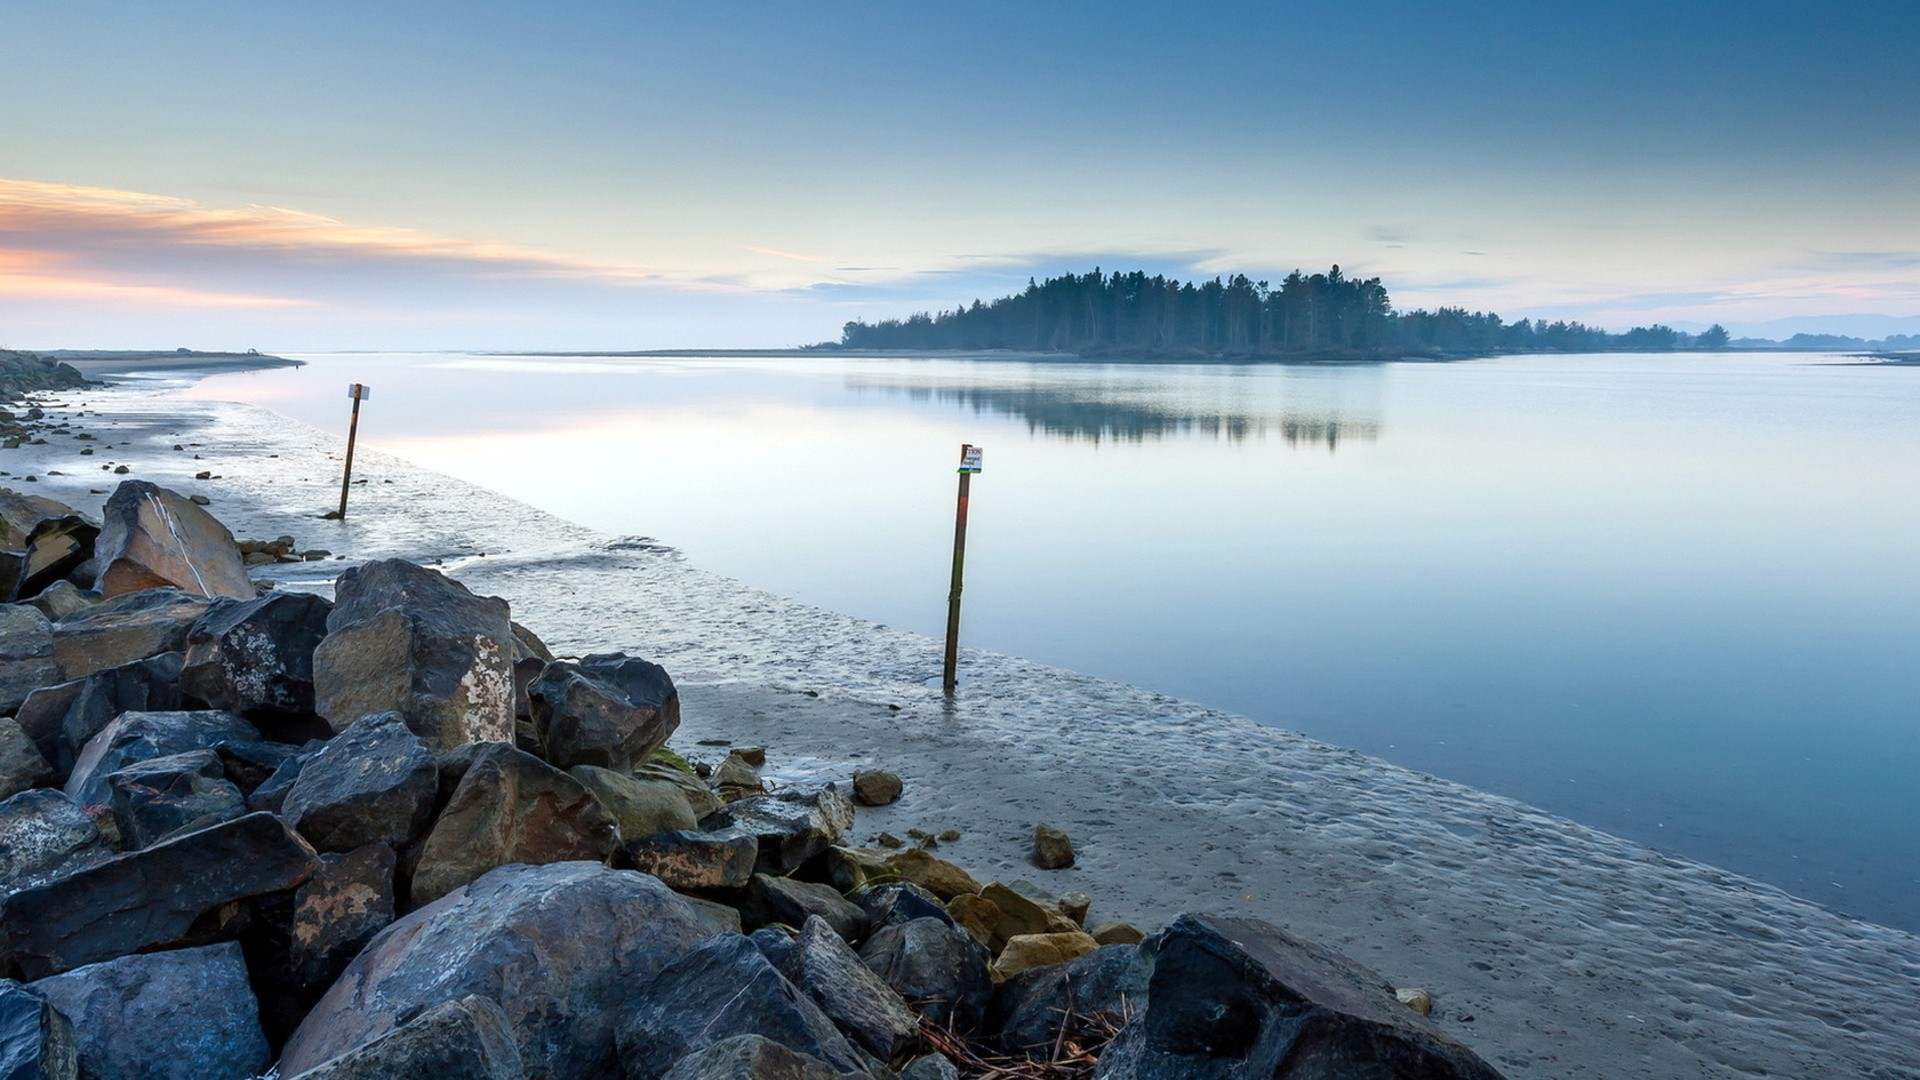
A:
[[845, 366, 1384, 449]]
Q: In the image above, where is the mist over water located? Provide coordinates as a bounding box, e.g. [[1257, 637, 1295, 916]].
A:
[[170, 350, 1920, 929]]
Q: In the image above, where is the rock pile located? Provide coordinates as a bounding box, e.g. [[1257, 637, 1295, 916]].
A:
[[0, 477, 1505, 1079]]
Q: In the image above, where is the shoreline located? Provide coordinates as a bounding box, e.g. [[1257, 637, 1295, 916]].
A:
[[12, 370, 1920, 1078]]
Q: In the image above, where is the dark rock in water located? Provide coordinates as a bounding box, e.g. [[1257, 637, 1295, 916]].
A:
[[793, 916, 919, 1063], [312, 560, 516, 751], [0, 719, 54, 800], [105, 748, 247, 848], [744, 874, 868, 943], [1032, 824, 1074, 870], [49, 588, 211, 682], [282, 994, 522, 1080], [1, 811, 319, 978], [1095, 915, 1504, 1080], [289, 843, 396, 993], [660, 1034, 845, 1080], [93, 481, 254, 601], [280, 861, 709, 1080], [0, 978, 78, 1080], [529, 652, 680, 772], [700, 785, 855, 876], [990, 944, 1148, 1054], [14, 652, 187, 782], [63, 709, 258, 809], [858, 917, 992, 1034], [282, 712, 437, 853], [572, 764, 698, 842], [617, 933, 876, 1080], [0, 605, 58, 714], [0, 789, 114, 896], [408, 743, 617, 906], [854, 882, 955, 931], [851, 769, 902, 807], [625, 828, 757, 890], [180, 591, 332, 721], [30, 941, 270, 1080]]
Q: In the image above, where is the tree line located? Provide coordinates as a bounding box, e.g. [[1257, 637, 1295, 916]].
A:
[[832, 268, 1729, 357]]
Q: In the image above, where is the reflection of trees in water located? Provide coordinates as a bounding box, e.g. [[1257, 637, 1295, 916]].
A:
[[849, 379, 1382, 450]]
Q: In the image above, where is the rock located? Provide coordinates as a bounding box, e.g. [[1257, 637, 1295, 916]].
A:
[[1397, 987, 1434, 1016], [945, 893, 1000, 950], [92, 481, 253, 600], [15, 516, 99, 604], [14, 652, 186, 782], [1090, 922, 1146, 946], [1032, 824, 1074, 870], [994, 932, 1099, 981], [876, 832, 904, 849], [62, 709, 258, 809], [1058, 891, 1093, 926], [617, 933, 876, 1080], [312, 560, 516, 751], [625, 829, 758, 890], [635, 756, 722, 818], [49, 588, 211, 682], [822, 846, 896, 893], [0, 978, 78, 1080], [105, 748, 247, 848], [20, 581, 96, 623], [990, 944, 1148, 1052], [408, 744, 617, 905], [851, 769, 902, 807], [29, 942, 270, 1080], [962, 883, 1079, 952], [246, 746, 313, 813], [0, 790, 113, 895], [528, 652, 680, 772], [284, 995, 521, 1080], [289, 843, 397, 992], [1, 811, 319, 978], [212, 736, 307, 795], [282, 712, 437, 853], [660, 1034, 846, 1080], [571, 764, 698, 841], [0, 491, 84, 551], [0, 606, 58, 714], [793, 916, 920, 1062], [712, 752, 764, 802], [859, 917, 993, 1033], [0, 720, 54, 800], [682, 894, 745, 936], [743, 874, 869, 942], [701, 785, 855, 876], [280, 862, 710, 1080], [180, 591, 332, 721], [901, 1055, 959, 1080], [854, 882, 954, 931], [1094, 915, 1504, 1080], [750, 926, 799, 975], [885, 848, 982, 901]]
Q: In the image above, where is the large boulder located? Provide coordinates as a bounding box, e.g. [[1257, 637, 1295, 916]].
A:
[[0, 489, 97, 603], [743, 875, 869, 943], [0, 978, 77, 1080], [288, 843, 397, 993], [699, 785, 855, 876], [990, 944, 1149, 1053], [284, 995, 522, 1080], [29, 942, 271, 1080], [624, 829, 758, 891], [180, 591, 332, 722], [312, 560, 516, 751], [617, 933, 877, 1080], [571, 764, 699, 841], [0, 789, 113, 895], [279, 861, 710, 1080], [660, 1035, 844, 1080], [859, 917, 993, 1033], [408, 743, 617, 906], [104, 748, 247, 848], [529, 653, 680, 771], [0, 605, 57, 715], [92, 481, 253, 601], [1, 811, 319, 978], [49, 589, 211, 682], [63, 709, 259, 809], [14, 653, 187, 782], [0, 719, 54, 800], [282, 712, 437, 853], [1093, 916, 1504, 1080], [0, 490, 86, 552], [793, 916, 920, 1063]]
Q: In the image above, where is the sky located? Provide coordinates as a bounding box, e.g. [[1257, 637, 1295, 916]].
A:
[[2, 0, 1917, 349]]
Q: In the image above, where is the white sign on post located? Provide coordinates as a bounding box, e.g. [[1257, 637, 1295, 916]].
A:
[[959, 446, 983, 473], [347, 383, 372, 400]]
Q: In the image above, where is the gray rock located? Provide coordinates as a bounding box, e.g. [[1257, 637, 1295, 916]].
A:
[[900, 1055, 959, 1080], [284, 995, 522, 1080], [625, 829, 758, 890], [409, 743, 617, 906], [744, 875, 868, 943], [682, 894, 745, 936], [750, 926, 799, 977], [853, 882, 954, 931], [851, 769, 902, 807], [282, 712, 437, 853], [312, 559, 517, 752], [634, 757, 723, 819], [571, 763, 698, 841], [14, 653, 186, 782], [0, 789, 113, 895], [0, 606, 57, 716], [1093, 915, 1504, 1080], [280, 862, 710, 1080], [618, 933, 876, 1080], [1032, 824, 1074, 870], [48, 589, 211, 682], [990, 944, 1148, 1053], [0, 978, 78, 1080], [30, 942, 270, 1080], [700, 785, 856, 876], [1, 811, 319, 978], [19, 581, 95, 623], [529, 652, 680, 772], [859, 917, 992, 1033], [289, 843, 396, 992], [180, 591, 332, 721], [14, 515, 98, 605], [794, 916, 919, 1063], [660, 1034, 845, 1080], [0, 719, 54, 801], [105, 748, 247, 848], [92, 481, 254, 601], [63, 709, 258, 809]]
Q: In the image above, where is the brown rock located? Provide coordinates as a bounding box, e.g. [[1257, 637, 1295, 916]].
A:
[[49, 588, 211, 681], [1032, 824, 1074, 869], [886, 848, 982, 901], [852, 768, 903, 807], [991, 931, 1099, 981], [570, 763, 697, 841], [290, 843, 397, 991], [93, 481, 253, 600], [1090, 921, 1146, 946], [409, 744, 618, 906], [624, 829, 758, 890]]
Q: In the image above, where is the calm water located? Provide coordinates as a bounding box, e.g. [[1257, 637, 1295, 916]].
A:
[[170, 351, 1920, 929]]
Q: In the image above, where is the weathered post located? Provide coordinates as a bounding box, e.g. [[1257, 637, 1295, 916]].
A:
[[943, 443, 982, 694], [337, 382, 371, 519]]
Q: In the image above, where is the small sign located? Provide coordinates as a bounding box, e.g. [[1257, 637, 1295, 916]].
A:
[[958, 446, 982, 474], [346, 383, 372, 400]]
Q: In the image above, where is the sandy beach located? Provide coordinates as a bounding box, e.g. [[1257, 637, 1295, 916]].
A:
[[9, 369, 1919, 1080]]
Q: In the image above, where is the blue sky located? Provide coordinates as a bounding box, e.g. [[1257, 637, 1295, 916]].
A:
[[2, 1, 1916, 348]]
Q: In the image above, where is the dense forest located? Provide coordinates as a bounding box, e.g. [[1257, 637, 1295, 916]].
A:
[[831, 267, 1730, 358]]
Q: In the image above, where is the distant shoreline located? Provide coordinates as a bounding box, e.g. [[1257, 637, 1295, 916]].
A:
[[44, 349, 304, 375], [489, 345, 1841, 365]]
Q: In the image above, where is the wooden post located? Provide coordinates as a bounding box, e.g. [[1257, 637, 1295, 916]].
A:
[[337, 383, 370, 518], [943, 443, 982, 694]]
